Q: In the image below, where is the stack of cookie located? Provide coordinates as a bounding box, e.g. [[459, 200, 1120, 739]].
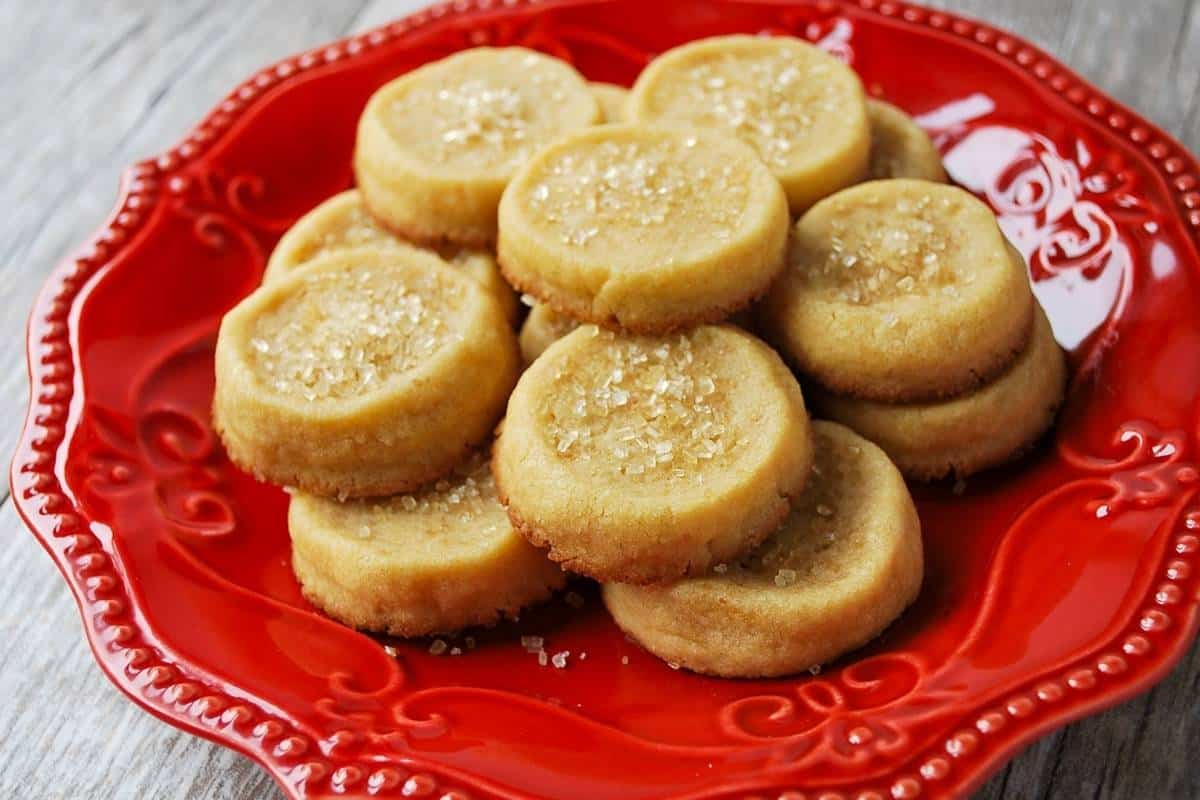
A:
[[490, 35, 929, 677], [758, 179, 1066, 481], [214, 48, 604, 635], [211, 34, 1062, 678]]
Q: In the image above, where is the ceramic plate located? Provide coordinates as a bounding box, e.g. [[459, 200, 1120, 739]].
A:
[[13, 1, 1200, 798]]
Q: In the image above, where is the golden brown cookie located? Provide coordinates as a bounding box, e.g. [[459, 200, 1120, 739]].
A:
[[498, 124, 789, 332], [290, 451, 565, 636], [264, 189, 519, 324], [604, 421, 923, 678], [214, 247, 519, 497], [518, 303, 580, 364], [518, 302, 759, 364], [590, 81, 630, 123], [759, 179, 1034, 402], [493, 324, 813, 584], [866, 99, 946, 182], [812, 304, 1065, 480], [354, 47, 599, 247], [628, 35, 870, 213]]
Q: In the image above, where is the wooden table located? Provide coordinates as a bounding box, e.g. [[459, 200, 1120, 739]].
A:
[[1, 1, 1196, 797]]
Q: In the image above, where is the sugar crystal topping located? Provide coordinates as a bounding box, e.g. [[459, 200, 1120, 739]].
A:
[[249, 264, 461, 402], [724, 429, 867, 586], [526, 134, 750, 251], [648, 48, 856, 169], [795, 190, 967, 305], [341, 452, 505, 539], [293, 200, 493, 287], [388, 52, 588, 170], [307, 203, 392, 259], [541, 328, 734, 481]]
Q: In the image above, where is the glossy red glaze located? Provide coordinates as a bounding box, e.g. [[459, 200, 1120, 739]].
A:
[[12, 1, 1200, 798]]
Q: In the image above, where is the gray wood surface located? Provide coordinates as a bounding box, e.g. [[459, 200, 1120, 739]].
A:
[[0, 1, 1196, 797]]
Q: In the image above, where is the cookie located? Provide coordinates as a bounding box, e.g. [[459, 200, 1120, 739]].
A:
[[866, 99, 946, 182], [603, 421, 923, 678], [493, 324, 813, 584], [628, 35, 870, 213], [498, 124, 789, 332], [812, 304, 1065, 480], [214, 247, 519, 497], [519, 303, 579, 364], [518, 302, 758, 364], [354, 47, 599, 248], [443, 248, 521, 327], [590, 82, 630, 123], [263, 189, 519, 324], [759, 179, 1034, 402], [290, 451, 565, 636]]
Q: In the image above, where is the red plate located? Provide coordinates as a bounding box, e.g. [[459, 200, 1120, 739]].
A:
[[13, 1, 1200, 798]]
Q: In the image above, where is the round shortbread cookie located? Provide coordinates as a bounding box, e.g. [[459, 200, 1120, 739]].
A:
[[494, 324, 813, 584], [498, 124, 789, 332], [518, 302, 758, 365], [214, 248, 519, 497], [603, 421, 923, 678], [290, 451, 565, 636], [519, 303, 580, 364], [628, 35, 870, 213], [759, 179, 1034, 402], [354, 47, 599, 247], [590, 82, 630, 123], [866, 99, 946, 182], [812, 304, 1065, 480], [264, 189, 519, 324]]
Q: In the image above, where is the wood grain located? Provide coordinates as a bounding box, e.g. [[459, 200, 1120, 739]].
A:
[[0, 1, 1196, 797]]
